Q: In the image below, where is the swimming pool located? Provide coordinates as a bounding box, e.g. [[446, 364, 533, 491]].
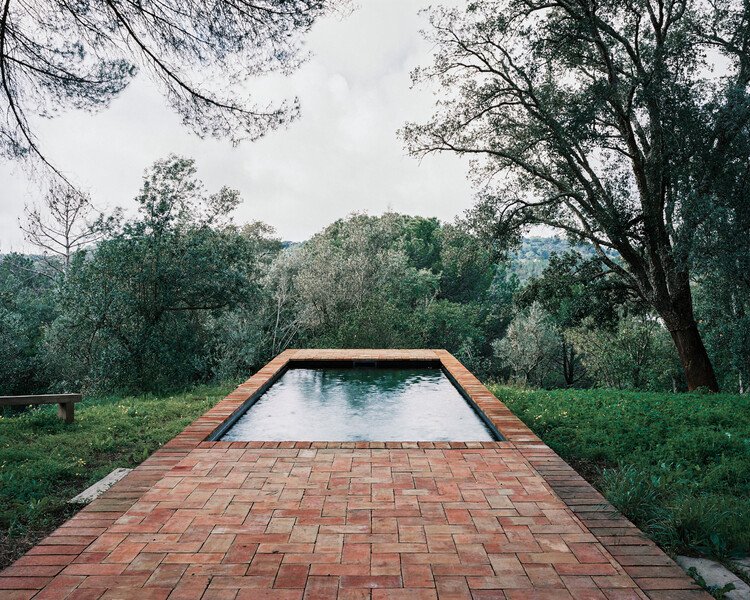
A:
[[217, 364, 499, 442]]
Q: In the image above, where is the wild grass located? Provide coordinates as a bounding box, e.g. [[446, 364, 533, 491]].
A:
[[0, 384, 230, 568], [489, 385, 750, 559]]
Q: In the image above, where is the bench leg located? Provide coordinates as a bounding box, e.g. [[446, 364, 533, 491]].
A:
[[58, 401, 74, 423]]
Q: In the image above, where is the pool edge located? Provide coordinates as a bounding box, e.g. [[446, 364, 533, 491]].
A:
[[204, 350, 507, 443]]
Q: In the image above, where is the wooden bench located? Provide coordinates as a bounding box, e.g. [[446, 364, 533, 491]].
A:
[[0, 394, 83, 423]]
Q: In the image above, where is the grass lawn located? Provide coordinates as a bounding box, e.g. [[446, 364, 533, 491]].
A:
[[489, 385, 750, 561], [0, 384, 230, 569]]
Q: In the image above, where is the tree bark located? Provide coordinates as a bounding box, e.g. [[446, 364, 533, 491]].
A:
[[644, 262, 720, 392], [668, 323, 719, 391]]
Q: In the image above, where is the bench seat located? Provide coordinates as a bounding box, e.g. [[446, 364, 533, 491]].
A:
[[0, 394, 83, 423]]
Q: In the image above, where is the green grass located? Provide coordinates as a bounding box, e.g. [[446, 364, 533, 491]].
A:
[[488, 385, 750, 559], [0, 384, 230, 568]]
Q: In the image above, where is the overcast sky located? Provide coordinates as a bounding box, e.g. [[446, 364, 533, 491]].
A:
[[0, 0, 478, 252]]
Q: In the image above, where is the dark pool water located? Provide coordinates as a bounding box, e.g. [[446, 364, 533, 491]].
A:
[[219, 367, 496, 441]]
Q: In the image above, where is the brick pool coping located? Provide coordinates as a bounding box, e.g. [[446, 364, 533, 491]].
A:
[[0, 349, 708, 599]]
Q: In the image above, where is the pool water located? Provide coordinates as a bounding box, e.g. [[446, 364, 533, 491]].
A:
[[219, 367, 496, 441]]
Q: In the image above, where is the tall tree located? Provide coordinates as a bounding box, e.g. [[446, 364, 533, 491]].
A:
[[20, 184, 116, 274], [0, 0, 332, 173], [45, 156, 267, 391], [404, 0, 750, 391], [493, 303, 558, 386]]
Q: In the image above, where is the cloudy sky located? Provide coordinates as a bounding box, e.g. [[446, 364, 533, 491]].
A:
[[0, 0, 476, 252]]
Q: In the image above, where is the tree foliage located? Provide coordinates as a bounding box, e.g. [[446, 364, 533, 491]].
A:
[[690, 170, 750, 393], [570, 315, 680, 390], [0, 254, 56, 394], [403, 0, 750, 391], [493, 303, 558, 386], [0, 0, 333, 173], [517, 251, 645, 385], [518, 252, 639, 330], [42, 156, 274, 391], [271, 213, 512, 372]]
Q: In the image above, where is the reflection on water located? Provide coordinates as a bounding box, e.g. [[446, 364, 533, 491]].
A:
[[221, 367, 495, 441]]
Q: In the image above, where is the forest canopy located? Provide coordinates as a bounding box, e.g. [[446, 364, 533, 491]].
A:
[[2, 155, 746, 397]]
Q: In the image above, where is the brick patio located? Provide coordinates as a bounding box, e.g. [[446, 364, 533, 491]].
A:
[[0, 350, 709, 599]]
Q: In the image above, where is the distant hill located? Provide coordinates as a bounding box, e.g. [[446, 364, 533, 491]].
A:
[[511, 236, 615, 281]]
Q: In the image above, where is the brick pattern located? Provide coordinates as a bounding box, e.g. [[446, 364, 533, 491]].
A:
[[0, 350, 709, 599]]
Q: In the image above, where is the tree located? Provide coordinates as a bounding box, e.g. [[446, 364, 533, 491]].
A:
[[259, 213, 509, 369], [403, 0, 750, 391], [0, 254, 57, 394], [20, 184, 117, 274], [285, 213, 439, 348], [493, 303, 558, 386], [436, 223, 497, 303], [264, 247, 306, 357], [205, 222, 284, 381], [0, 0, 332, 173], [570, 315, 680, 391], [690, 164, 750, 393], [44, 156, 269, 391], [694, 276, 750, 394], [518, 251, 644, 385]]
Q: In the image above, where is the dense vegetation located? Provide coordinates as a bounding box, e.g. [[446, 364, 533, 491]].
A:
[[493, 386, 750, 560], [1, 155, 748, 396], [0, 385, 229, 568]]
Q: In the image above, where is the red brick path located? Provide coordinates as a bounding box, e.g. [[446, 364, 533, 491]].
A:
[[0, 350, 708, 599]]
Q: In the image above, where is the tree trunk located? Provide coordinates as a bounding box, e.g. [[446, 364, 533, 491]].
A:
[[638, 250, 719, 392], [668, 324, 719, 391], [561, 338, 572, 387], [560, 337, 579, 387]]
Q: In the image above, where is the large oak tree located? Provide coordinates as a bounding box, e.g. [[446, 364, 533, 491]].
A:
[[404, 0, 750, 391]]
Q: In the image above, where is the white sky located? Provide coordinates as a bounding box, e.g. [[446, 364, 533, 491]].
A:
[[0, 0, 474, 252]]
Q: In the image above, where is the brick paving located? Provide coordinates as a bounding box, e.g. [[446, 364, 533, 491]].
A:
[[0, 350, 709, 599]]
